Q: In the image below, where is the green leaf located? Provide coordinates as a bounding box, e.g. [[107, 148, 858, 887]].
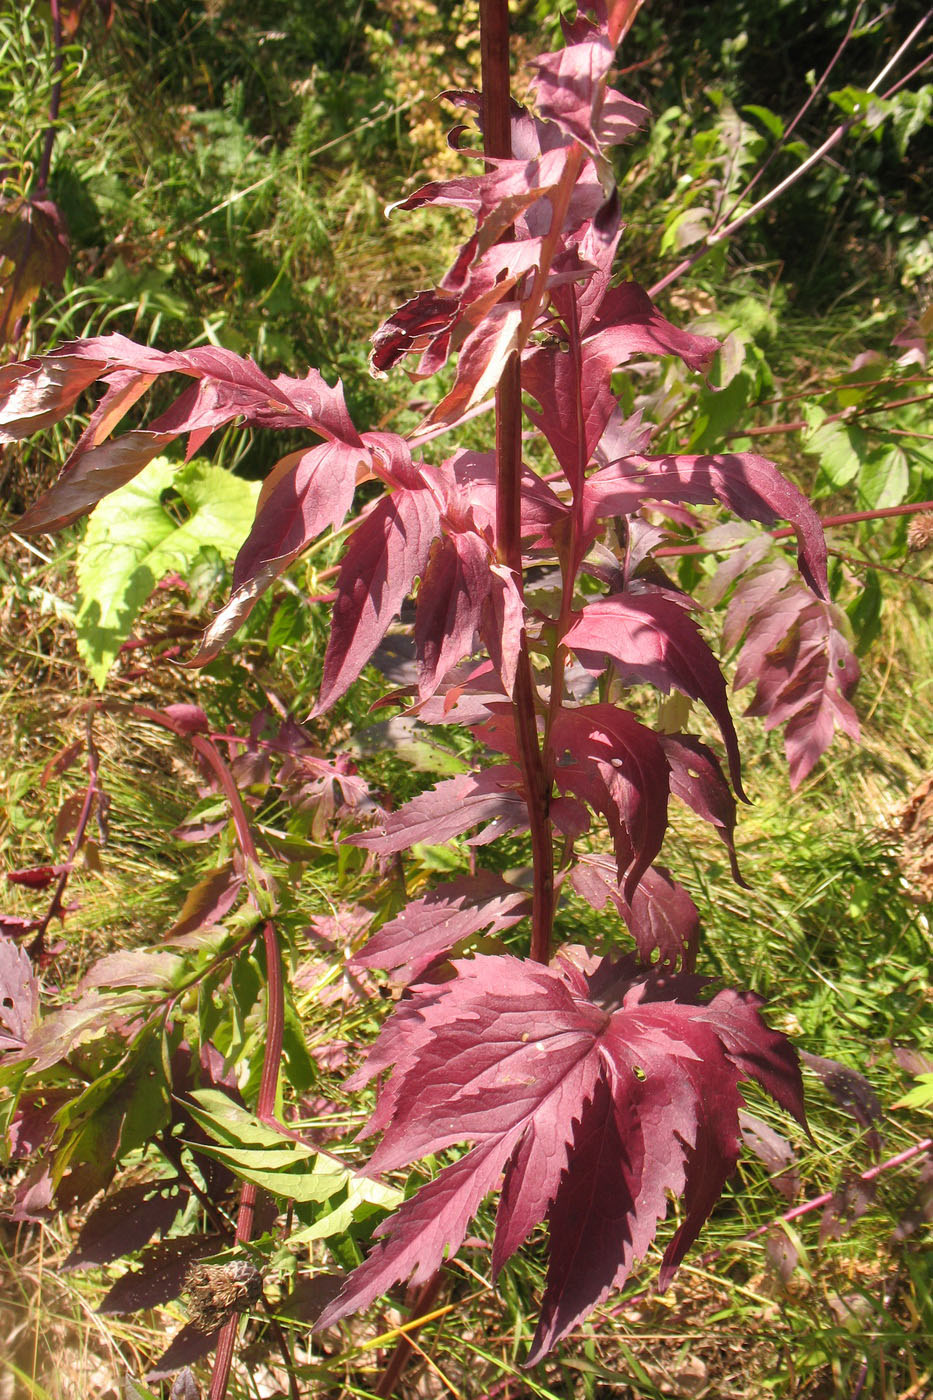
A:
[[289, 1175, 404, 1244], [893, 1073, 933, 1111], [182, 1088, 401, 1206], [858, 445, 909, 510], [185, 1087, 298, 1149], [185, 1143, 349, 1202], [124, 1377, 161, 1400], [802, 406, 866, 490], [846, 569, 883, 656], [741, 104, 784, 139], [75, 456, 259, 687]]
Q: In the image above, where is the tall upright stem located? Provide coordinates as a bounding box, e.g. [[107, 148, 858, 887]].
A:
[[481, 0, 555, 964]]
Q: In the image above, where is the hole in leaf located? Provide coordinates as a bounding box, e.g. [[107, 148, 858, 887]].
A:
[[633, 1065, 646, 1081]]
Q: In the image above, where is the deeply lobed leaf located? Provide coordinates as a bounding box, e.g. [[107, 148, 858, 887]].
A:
[[315, 952, 805, 1361]]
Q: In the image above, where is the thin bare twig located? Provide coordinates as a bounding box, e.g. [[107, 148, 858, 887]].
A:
[[648, 13, 933, 298]]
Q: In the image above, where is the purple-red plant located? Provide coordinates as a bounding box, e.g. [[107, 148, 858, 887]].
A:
[[1, 0, 869, 1375]]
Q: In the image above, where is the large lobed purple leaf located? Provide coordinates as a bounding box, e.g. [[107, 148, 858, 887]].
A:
[[314, 952, 805, 1362], [62, 1179, 185, 1271]]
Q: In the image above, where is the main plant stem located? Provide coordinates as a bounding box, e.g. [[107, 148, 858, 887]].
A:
[[481, 0, 555, 966]]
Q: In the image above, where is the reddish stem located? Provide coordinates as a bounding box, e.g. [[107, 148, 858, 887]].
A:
[[722, 390, 933, 440], [481, 0, 555, 966], [28, 710, 102, 961], [655, 498, 933, 558]]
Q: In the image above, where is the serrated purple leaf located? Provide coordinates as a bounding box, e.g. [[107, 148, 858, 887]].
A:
[[317, 954, 804, 1360], [347, 766, 527, 854], [564, 592, 744, 797], [551, 704, 670, 897], [660, 733, 743, 883], [415, 531, 490, 699], [316, 483, 441, 713], [354, 871, 531, 981], [584, 453, 828, 597]]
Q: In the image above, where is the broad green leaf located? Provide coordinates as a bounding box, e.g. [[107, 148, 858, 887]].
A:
[[858, 445, 908, 510], [75, 456, 259, 687], [802, 405, 866, 491], [187, 1139, 319, 1170], [183, 1088, 401, 1207], [893, 1073, 933, 1111], [185, 1143, 349, 1203]]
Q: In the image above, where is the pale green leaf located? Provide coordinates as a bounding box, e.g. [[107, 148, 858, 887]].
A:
[[289, 1175, 404, 1243], [893, 1073, 933, 1111], [802, 406, 866, 490], [858, 445, 908, 510], [75, 456, 259, 687]]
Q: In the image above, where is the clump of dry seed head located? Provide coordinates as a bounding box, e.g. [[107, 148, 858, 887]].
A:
[[907, 512, 933, 552], [183, 1260, 263, 1333]]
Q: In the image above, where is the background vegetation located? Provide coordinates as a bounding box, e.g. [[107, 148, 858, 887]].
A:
[[1, 1, 931, 1396]]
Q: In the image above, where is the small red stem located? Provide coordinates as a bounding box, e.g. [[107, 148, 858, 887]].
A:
[[722, 390, 933, 440], [656, 499, 933, 558], [28, 710, 101, 961], [125, 704, 286, 1400]]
